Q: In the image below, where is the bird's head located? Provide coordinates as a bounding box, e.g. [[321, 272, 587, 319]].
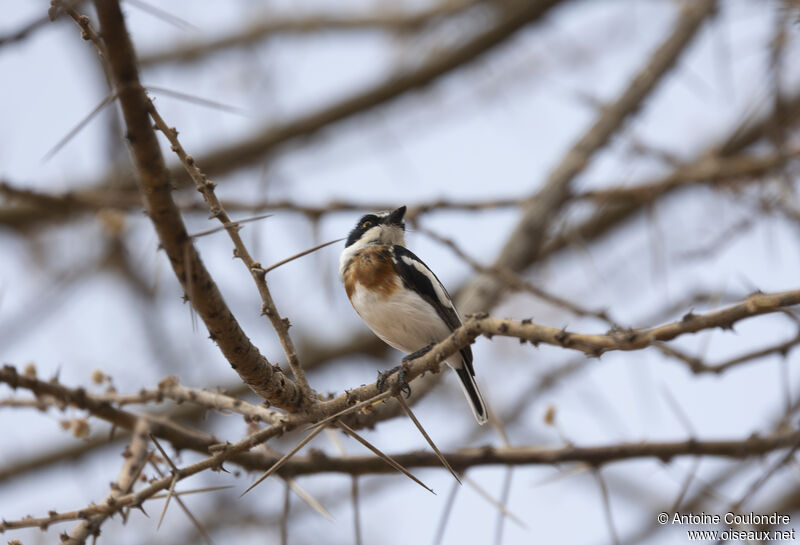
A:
[[344, 205, 407, 250]]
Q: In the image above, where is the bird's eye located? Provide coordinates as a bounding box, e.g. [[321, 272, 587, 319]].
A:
[[361, 220, 373, 229]]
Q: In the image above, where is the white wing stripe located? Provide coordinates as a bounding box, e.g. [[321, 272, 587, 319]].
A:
[[400, 255, 454, 312]]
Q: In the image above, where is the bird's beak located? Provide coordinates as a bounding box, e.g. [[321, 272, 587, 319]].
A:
[[387, 206, 406, 226]]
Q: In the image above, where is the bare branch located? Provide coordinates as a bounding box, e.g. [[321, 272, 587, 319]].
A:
[[88, 0, 305, 409], [63, 418, 150, 544], [138, 0, 485, 66], [273, 430, 800, 477]]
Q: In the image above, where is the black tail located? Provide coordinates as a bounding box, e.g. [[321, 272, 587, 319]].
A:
[[454, 366, 488, 425]]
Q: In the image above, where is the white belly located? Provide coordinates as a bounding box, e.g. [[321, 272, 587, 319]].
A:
[[350, 281, 457, 364]]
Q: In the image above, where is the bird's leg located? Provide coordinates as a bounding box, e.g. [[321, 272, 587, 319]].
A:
[[402, 342, 436, 364], [376, 343, 435, 397]]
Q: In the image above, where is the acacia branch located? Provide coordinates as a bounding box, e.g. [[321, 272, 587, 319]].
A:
[[2, 286, 798, 536], [89, 0, 304, 410], [62, 419, 150, 544], [147, 101, 312, 399], [459, 289, 800, 356], [0, 331, 387, 487], [0, 365, 216, 451], [4, 428, 798, 533]]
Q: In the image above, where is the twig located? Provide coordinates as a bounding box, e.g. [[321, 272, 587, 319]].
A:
[[432, 478, 461, 545], [452, 289, 800, 357], [594, 469, 621, 545], [0, 365, 217, 452], [86, 0, 306, 410], [147, 102, 313, 401], [62, 418, 150, 544], [155, 376, 283, 424], [6, 429, 800, 533], [352, 476, 362, 545], [262, 237, 345, 274], [461, 475, 527, 528]]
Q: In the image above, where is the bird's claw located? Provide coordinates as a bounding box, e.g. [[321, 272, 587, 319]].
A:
[[376, 363, 411, 398]]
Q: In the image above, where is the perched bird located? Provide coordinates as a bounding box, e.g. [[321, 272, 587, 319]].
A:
[[339, 206, 488, 425]]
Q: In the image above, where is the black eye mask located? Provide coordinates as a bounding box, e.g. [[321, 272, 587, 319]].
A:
[[344, 206, 406, 247]]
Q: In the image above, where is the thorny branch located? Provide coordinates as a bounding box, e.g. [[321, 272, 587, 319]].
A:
[[62, 418, 150, 544], [147, 102, 313, 400], [3, 0, 799, 543], [3, 425, 799, 532], [88, 0, 306, 410]]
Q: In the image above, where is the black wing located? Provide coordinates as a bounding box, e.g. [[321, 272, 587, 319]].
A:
[[390, 245, 474, 375]]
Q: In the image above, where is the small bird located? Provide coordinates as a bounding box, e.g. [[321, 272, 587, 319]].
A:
[[339, 206, 488, 425]]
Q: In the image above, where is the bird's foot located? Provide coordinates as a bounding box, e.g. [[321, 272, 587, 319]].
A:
[[376, 344, 436, 397], [376, 363, 411, 398]]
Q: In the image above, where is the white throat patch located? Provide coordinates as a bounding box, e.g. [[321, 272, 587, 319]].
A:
[[339, 224, 406, 279]]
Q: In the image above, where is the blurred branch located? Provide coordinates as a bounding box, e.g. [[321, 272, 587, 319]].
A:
[[459, 0, 718, 314], [656, 325, 800, 375], [0, 331, 387, 487], [0, 365, 217, 452], [417, 223, 614, 323], [159, 0, 564, 184], [0, 13, 52, 47], [138, 0, 486, 66], [541, 94, 800, 262], [269, 427, 800, 476], [0, 0, 84, 48], [575, 148, 800, 205], [0, 182, 521, 228], [6, 141, 792, 230]]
